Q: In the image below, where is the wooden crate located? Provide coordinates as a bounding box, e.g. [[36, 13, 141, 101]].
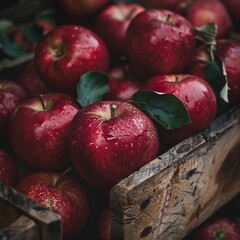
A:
[[0, 181, 62, 240], [110, 105, 240, 240]]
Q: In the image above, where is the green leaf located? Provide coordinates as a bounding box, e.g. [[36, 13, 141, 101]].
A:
[[0, 35, 28, 58], [23, 25, 44, 43], [195, 22, 217, 46], [77, 71, 110, 107], [204, 58, 229, 103], [132, 90, 191, 129], [35, 8, 56, 25], [0, 19, 15, 34]]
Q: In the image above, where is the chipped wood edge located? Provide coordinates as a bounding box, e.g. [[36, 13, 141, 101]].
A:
[[0, 181, 62, 240], [0, 215, 40, 240], [110, 105, 240, 240]]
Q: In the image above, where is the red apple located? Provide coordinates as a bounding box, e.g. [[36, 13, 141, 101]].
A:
[[191, 217, 240, 240], [188, 40, 240, 105], [126, 9, 196, 78], [140, 0, 193, 14], [10, 93, 80, 171], [95, 2, 144, 61], [68, 101, 159, 192], [0, 79, 27, 138], [18, 61, 50, 97], [16, 171, 89, 240], [60, 0, 110, 20], [103, 66, 142, 101], [0, 150, 17, 186], [143, 74, 217, 146], [220, 0, 240, 27], [96, 208, 111, 240], [186, 0, 232, 38], [35, 25, 109, 94]]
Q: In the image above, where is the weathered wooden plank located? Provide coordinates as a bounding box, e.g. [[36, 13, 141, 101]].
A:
[[0, 215, 40, 240], [0, 181, 62, 240], [110, 105, 240, 240]]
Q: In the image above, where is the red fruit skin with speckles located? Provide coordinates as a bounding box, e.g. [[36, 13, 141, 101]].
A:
[[96, 208, 111, 240], [10, 93, 80, 171], [103, 66, 142, 101], [0, 150, 17, 186], [18, 61, 50, 98], [16, 172, 89, 240], [0, 79, 27, 138], [143, 74, 217, 146], [95, 2, 145, 61], [35, 25, 109, 94], [186, 0, 232, 38], [126, 9, 196, 78], [188, 40, 240, 105], [68, 101, 160, 192], [191, 217, 240, 240]]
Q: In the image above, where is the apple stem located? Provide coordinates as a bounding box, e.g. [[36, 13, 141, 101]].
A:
[[39, 95, 46, 110], [166, 14, 172, 23], [111, 104, 117, 118], [54, 48, 64, 58], [175, 76, 180, 82]]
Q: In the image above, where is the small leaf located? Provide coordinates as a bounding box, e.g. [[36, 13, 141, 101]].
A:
[[0, 35, 28, 58], [35, 8, 56, 24], [77, 71, 110, 107], [132, 90, 191, 129], [204, 58, 229, 103], [23, 25, 44, 43], [195, 23, 217, 45], [0, 19, 15, 34], [0, 58, 11, 72]]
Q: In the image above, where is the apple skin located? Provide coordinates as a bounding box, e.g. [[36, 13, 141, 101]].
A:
[[95, 3, 144, 62], [18, 61, 50, 98], [0, 79, 27, 138], [186, 0, 232, 38], [126, 9, 196, 78], [96, 207, 111, 240], [188, 40, 240, 105], [140, 0, 192, 14], [143, 74, 217, 146], [103, 66, 142, 101], [35, 25, 109, 94], [60, 0, 110, 20], [16, 171, 89, 240], [10, 93, 80, 171], [0, 150, 17, 186], [68, 101, 159, 192], [220, 0, 240, 27], [191, 217, 240, 240]]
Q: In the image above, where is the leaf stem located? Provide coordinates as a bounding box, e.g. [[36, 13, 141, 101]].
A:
[[39, 94, 46, 110]]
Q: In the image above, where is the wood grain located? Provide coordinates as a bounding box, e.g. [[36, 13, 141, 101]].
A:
[[0, 181, 62, 240], [110, 105, 240, 240], [0, 215, 40, 240]]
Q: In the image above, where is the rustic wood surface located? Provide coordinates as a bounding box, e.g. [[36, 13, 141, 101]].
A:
[[0, 215, 40, 240], [110, 105, 240, 240], [0, 197, 20, 229], [0, 181, 62, 240]]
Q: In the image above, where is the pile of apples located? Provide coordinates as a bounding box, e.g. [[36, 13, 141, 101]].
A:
[[0, 0, 240, 239]]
